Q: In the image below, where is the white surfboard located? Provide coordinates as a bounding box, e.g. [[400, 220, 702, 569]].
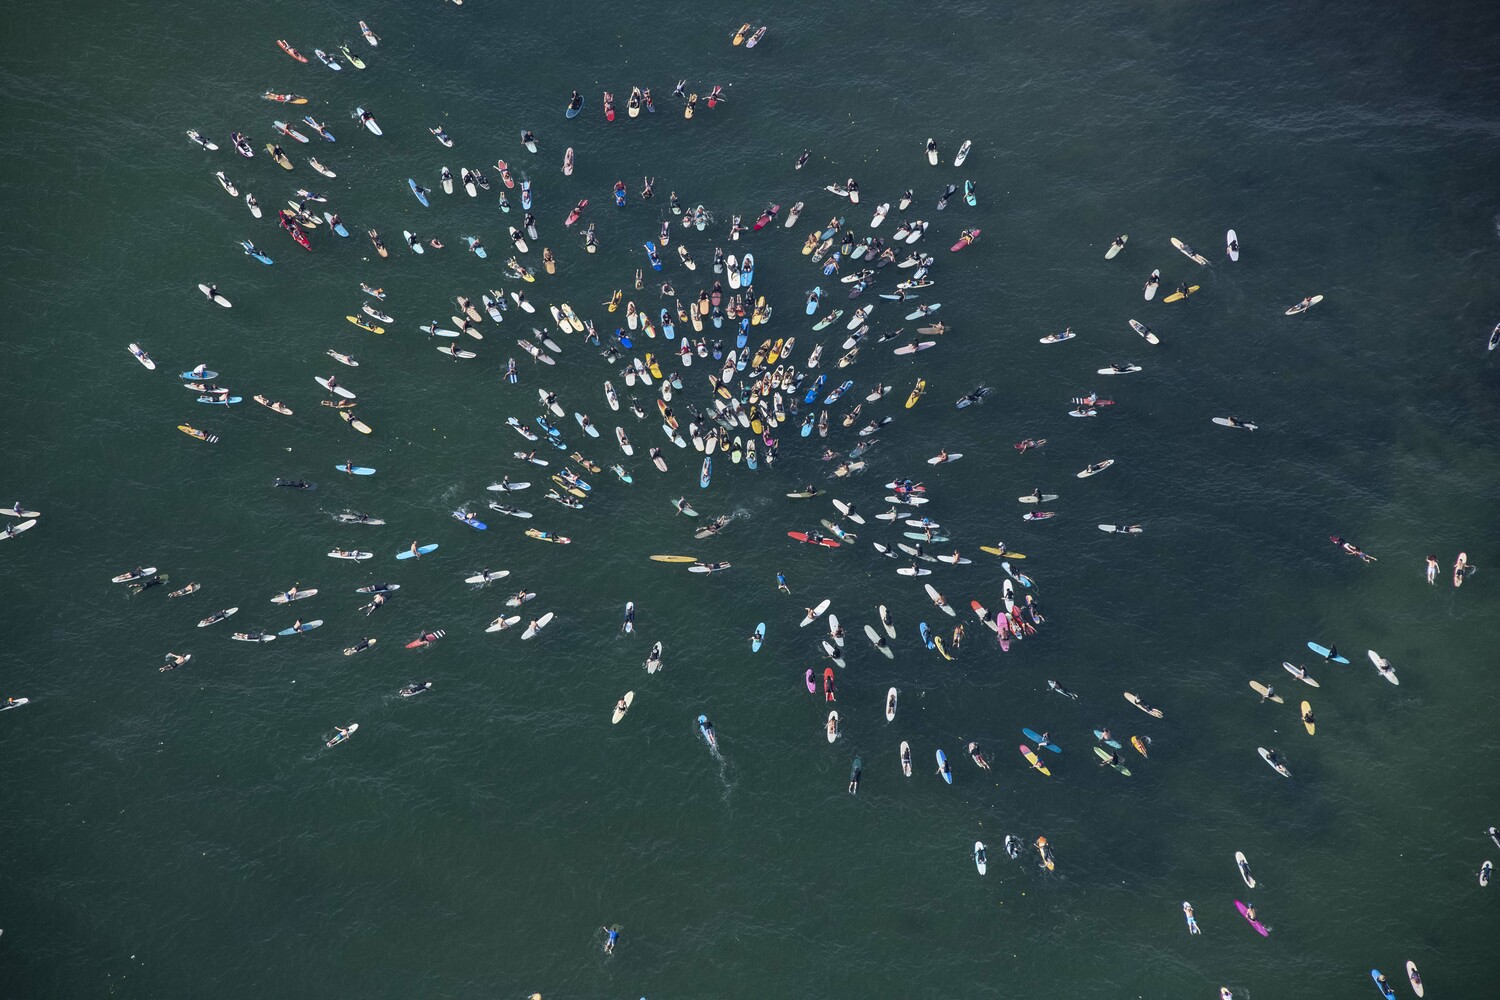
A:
[[315, 376, 356, 399], [270, 587, 318, 603], [800, 598, 831, 626], [521, 611, 554, 639], [485, 615, 522, 633], [826, 710, 840, 743], [1226, 229, 1239, 262], [886, 686, 898, 721], [611, 691, 635, 724]]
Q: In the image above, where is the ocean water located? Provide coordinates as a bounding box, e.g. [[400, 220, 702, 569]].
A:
[[3, 1, 1499, 997]]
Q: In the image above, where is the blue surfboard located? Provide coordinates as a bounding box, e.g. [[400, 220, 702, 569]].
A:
[[1022, 728, 1062, 753], [1307, 641, 1350, 664], [936, 748, 952, 784], [919, 622, 935, 649], [751, 623, 765, 652], [336, 465, 376, 476], [396, 544, 439, 560], [408, 178, 429, 207], [277, 619, 324, 636], [1093, 729, 1122, 748]]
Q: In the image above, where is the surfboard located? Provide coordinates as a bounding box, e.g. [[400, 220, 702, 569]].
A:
[[521, 612, 555, 639], [1283, 661, 1321, 687], [649, 555, 696, 563], [1226, 229, 1239, 261], [826, 710, 840, 743], [396, 544, 439, 560], [1306, 641, 1349, 664], [1093, 745, 1131, 775], [612, 691, 635, 724], [1020, 744, 1052, 776], [974, 841, 987, 875], [800, 599, 831, 627], [1301, 701, 1316, 735], [1170, 237, 1210, 265], [1235, 851, 1256, 888], [1257, 747, 1291, 778], [1235, 899, 1271, 934], [325, 722, 358, 747], [1128, 319, 1160, 345], [935, 748, 952, 783], [1285, 294, 1324, 315], [1104, 234, 1128, 259], [1249, 681, 1284, 703], [277, 619, 324, 635], [1022, 728, 1061, 753], [1124, 691, 1163, 717]]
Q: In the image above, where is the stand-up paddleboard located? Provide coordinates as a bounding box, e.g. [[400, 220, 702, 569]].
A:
[[1022, 729, 1061, 754], [325, 723, 358, 747], [611, 691, 635, 724], [1249, 681, 1284, 703], [826, 710, 840, 743], [1258, 747, 1291, 778], [974, 841, 987, 875], [396, 544, 439, 560], [1235, 899, 1270, 935], [521, 611, 554, 639], [278, 619, 324, 635], [1306, 641, 1349, 663], [935, 748, 952, 783], [1235, 851, 1256, 888]]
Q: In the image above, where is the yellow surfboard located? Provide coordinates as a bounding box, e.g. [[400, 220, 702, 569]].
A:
[[905, 379, 926, 409], [1021, 745, 1052, 777], [1301, 701, 1315, 735], [979, 547, 1027, 559], [1161, 285, 1200, 303], [649, 555, 697, 563]]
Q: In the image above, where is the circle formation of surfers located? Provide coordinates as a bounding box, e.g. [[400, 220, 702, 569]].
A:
[[16, 17, 1481, 999]]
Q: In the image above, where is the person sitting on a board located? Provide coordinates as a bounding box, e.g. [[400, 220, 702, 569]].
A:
[[1108, 236, 1126, 254], [1323, 645, 1338, 662], [1301, 706, 1316, 726], [292, 619, 303, 632], [1099, 751, 1122, 768], [1258, 685, 1276, 704], [1036, 732, 1053, 750]]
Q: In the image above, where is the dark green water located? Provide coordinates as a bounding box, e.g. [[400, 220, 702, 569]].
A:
[[3, 1, 1499, 997]]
